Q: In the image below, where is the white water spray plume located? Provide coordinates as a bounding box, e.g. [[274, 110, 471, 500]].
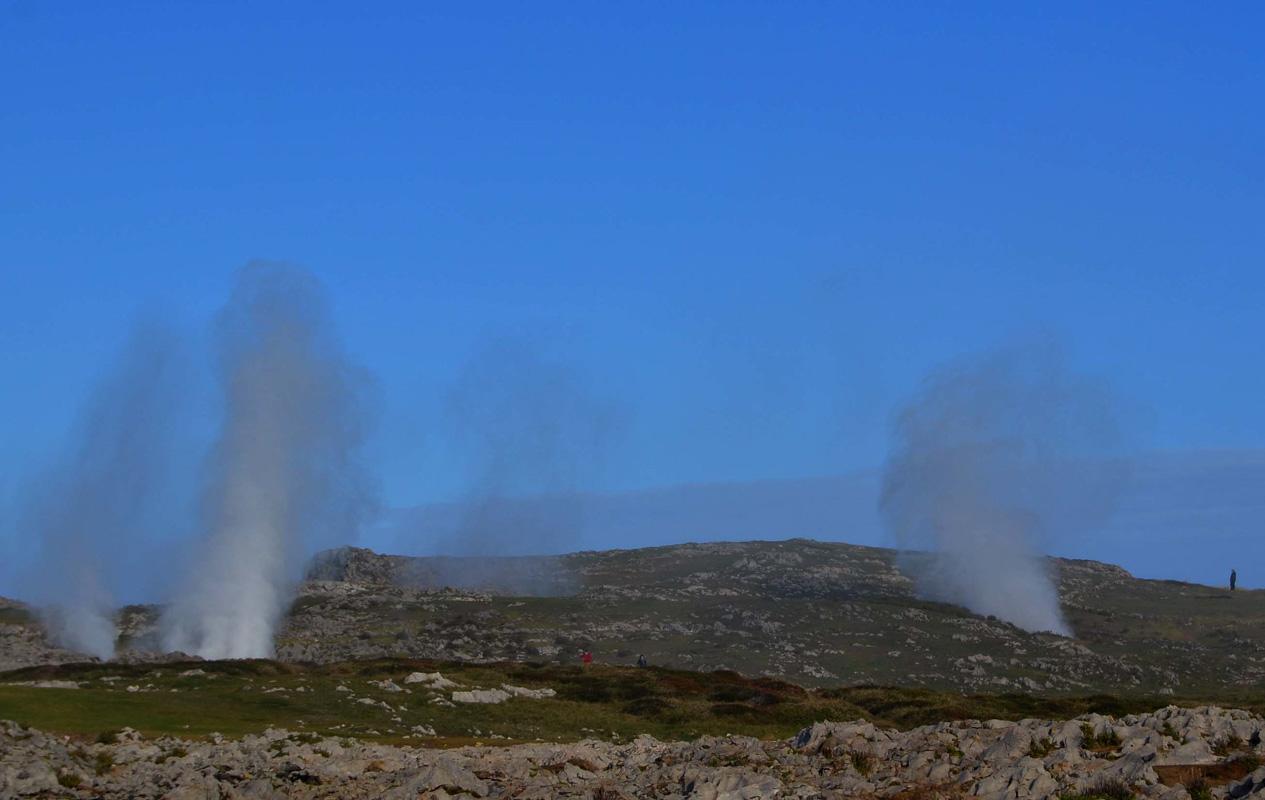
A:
[[161, 263, 375, 659], [437, 338, 622, 558], [880, 341, 1126, 636], [22, 319, 184, 659]]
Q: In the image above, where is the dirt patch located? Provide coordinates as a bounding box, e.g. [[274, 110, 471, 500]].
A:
[[1155, 756, 1260, 787]]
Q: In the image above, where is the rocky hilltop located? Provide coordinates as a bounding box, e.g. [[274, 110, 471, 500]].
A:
[[280, 539, 1264, 695], [6, 705, 1265, 799], [5, 539, 1265, 695]]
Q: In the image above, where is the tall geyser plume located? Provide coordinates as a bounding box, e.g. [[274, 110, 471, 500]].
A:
[[161, 263, 374, 658], [439, 338, 622, 557], [22, 318, 184, 659], [880, 341, 1126, 636]]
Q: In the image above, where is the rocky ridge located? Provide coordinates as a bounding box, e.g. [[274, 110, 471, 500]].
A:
[[6, 539, 1265, 695], [274, 540, 1265, 694]]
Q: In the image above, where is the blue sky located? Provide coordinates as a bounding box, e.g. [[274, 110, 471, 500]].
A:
[[2, 4, 1263, 545]]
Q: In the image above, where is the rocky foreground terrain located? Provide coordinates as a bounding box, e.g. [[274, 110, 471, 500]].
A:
[[6, 705, 1265, 799], [5, 539, 1265, 695], [7, 540, 1265, 798]]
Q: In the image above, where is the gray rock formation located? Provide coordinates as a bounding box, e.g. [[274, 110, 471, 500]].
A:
[[4, 705, 1263, 799]]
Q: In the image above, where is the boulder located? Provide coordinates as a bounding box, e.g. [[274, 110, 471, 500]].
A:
[[404, 672, 459, 689], [452, 688, 511, 704], [1157, 739, 1217, 765], [385, 761, 490, 798], [501, 684, 557, 699]]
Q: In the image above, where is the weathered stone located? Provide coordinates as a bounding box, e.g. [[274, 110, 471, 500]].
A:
[[1157, 739, 1217, 765], [385, 761, 489, 798], [3, 706, 1265, 799], [451, 688, 511, 704]]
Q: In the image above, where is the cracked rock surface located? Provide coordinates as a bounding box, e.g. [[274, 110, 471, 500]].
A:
[[5, 706, 1265, 799]]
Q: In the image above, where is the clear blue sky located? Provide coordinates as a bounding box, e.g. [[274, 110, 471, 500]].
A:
[[2, 2, 1263, 513]]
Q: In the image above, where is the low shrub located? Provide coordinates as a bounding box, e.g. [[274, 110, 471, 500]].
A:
[[1212, 732, 1244, 756], [56, 772, 82, 788], [1080, 723, 1122, 751], [622, 696, 672, 717], [93, 752, 115, 776], [94, 729, 121, 745], [1060, 776, 1134, 799], [1185, 778, 1212, 800], [850, 751, 873, 776]]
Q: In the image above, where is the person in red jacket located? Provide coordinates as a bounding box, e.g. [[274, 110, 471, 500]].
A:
[[580, 650, 593, 666]]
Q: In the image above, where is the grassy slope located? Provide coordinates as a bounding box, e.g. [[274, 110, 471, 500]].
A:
[[0, 658, 1250, 746], [9, 540, 1265, 741]]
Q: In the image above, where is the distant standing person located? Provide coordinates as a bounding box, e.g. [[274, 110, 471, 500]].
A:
[[581, 650, 593, 666], [637, 654, 647, 668], [1231, 569, 1237, 591]]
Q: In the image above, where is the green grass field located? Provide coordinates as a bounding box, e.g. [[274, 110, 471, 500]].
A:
[[2, 657, 1249, 746]]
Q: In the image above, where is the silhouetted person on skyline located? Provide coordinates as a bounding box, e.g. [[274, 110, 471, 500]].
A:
[[1231, 569, 1237, 591]]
